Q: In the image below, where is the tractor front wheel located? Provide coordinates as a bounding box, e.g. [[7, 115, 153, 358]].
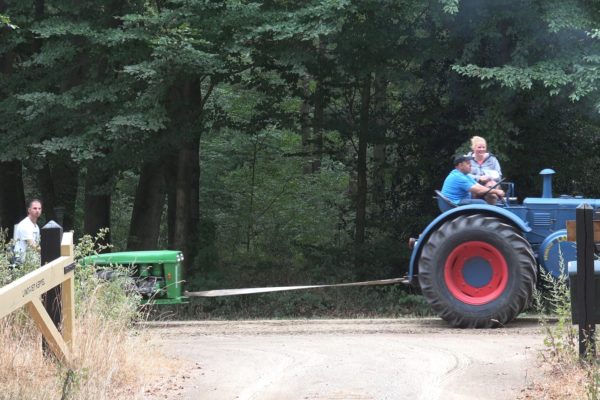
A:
[[418, 214, 536, 328]]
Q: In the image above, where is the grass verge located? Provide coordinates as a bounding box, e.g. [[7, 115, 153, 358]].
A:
[[525, 267, 600, 399], [0, 231, 176, 400]]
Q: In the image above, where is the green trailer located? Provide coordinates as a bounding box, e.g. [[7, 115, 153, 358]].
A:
[[82, 250, 188, 305]]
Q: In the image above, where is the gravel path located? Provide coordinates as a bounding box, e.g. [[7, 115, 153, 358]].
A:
[[144, 317, 546, 400]]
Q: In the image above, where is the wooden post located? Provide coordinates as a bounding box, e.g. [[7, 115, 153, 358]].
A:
[[61, 232, 75, 346], [41, 221, 63, 353], [576, 203, 596, 359]]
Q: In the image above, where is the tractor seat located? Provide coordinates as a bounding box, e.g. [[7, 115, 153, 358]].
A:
[[434, 190, 457, 213], [434, 190, 487, 213]]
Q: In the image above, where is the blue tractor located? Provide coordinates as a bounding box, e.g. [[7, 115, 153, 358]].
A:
[[407, 169, 588, 328]]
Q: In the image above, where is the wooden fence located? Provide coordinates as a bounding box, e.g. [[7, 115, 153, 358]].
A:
[[0, 231, 75, 363]]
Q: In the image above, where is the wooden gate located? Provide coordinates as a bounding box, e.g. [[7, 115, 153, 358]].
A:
[[0, 231, 75, 362]]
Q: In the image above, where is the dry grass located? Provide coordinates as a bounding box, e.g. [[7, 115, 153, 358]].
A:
[[0, 298, 180, 400], [0, 231, 188, 400], [520, 361, 588, 399], [0, 313, 60, 400], [520, 273, 600, 400]]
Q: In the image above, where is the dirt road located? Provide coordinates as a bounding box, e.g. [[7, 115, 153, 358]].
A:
[[145, 318, 545, 400]]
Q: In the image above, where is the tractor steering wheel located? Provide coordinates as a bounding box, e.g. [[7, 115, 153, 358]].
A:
[[483, 178, 506, 197]]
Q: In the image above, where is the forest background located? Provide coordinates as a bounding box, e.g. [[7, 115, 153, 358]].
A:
[[2, 0, 600, 317]]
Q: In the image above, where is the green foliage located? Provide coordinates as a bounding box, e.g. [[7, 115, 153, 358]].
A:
[[451, 0, 600, 107], [195, 126, 350, 277], [74, 229, 140, 323], [6, 0, 600, 321], [535, 268, 577, 363], [439, 0, 459, 15], [0, 230, 40, 287], [543, 0, 595, 33], [109, 172, 137, 251], [0, 14, 17, 29], [60, 368, 86, 400]]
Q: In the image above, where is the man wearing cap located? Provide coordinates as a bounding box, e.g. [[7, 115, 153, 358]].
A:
[[441, 155, 505, 205]]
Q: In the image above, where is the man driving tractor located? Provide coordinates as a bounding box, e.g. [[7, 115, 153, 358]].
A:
[[441, 155, 505, 205]]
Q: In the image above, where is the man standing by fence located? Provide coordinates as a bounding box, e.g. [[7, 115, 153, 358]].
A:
[[13, 199, 42, 264]]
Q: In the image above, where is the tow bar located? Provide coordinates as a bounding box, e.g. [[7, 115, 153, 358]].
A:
[[185, 277, 407, 297]]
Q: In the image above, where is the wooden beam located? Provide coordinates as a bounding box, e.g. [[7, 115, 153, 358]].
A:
[[61, 275, 75, 347], [0, 256, 72, 319], [566, 220, 600, 242], [61, 231, 74, 257], [26, 297, 69, 362], [60, 232, 75, 347], [0, 231, 75, 363], [61, 232, 75, 347]]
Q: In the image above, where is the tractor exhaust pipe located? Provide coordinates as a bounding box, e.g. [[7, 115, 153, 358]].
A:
[[540, 169, 555, 198]]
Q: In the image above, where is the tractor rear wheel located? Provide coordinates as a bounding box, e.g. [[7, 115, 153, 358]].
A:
[[418, 214, 536, 328]]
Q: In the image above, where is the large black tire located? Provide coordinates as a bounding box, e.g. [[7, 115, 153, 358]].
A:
[[418, 214, 537, 328]]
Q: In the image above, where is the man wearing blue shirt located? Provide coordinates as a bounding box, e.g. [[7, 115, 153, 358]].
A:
[[442, 155, 504, 205]]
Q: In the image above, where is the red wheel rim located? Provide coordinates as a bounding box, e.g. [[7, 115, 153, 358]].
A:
[[444, 241, 508, 305]]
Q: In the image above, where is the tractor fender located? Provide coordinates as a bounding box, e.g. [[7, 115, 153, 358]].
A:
[[408, 205, 531, 283]]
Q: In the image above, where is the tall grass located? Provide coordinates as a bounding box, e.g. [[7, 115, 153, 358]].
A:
[[0, 230, 163, 400], [534, 265, 600, 399]]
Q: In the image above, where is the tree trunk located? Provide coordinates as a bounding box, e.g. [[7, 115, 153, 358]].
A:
[[51, 156, 78, 231], [0, 161, 26, 237], [83, 166, 112, 247], [37, 162, 57, 223], [0, 3, 24, 237], [37, 157, 78, 230], [170, 140, 200, 269], [165, 78, 203, 272], [355, 76, 371, 245], [30, 0, 80, 231], [35, 0, 44, 19], [312, 37, 326, 172], [246, 139, 258, 251], [127, 159, 166, 250], [312, 79, 324, 172], [301, 77, 312, 174], [167, 154, 176, 249], [372, 75, 387, 215]]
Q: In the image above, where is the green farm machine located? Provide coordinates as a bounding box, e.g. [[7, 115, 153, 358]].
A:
[[82, 250, 188, 305]]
